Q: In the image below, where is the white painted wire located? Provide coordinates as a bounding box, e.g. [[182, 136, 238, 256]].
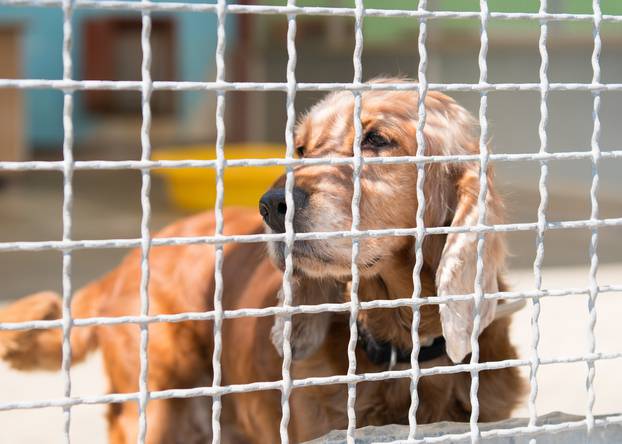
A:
[[2, 285, 622, 333], [345, 1, 364, 442], [528, 1, 549, 441], [586, 0, 602, 437], [3, 78, 622, 93], [466, 1, 490, 442], [60, 0, 74, 441], [210, 1, 227, 442], [2, 0, 622, 22], [1, 149, 621, 172], [407, 0, 428, 440], [0, 216, 620, 253], [137, 1, 153, 442], [1, 349, 622, 410], [278, 0, 297, 441]]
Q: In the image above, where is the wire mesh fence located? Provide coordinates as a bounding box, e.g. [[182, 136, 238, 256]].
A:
[[0, 1, 621, 443]]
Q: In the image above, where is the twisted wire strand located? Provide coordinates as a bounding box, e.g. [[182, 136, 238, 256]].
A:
[[586, 0, 602, 436], [345, 1, 364, 442], [2, 79, 622, 93], [407, 0, 429, 439], [2, 0, 622, 22], [0, 216, 621, 253], [467, 1, 490, 441], [1, 149, 621, 173], [528, 1, 549, 440], [278, 1, 298, 441], [1, 352, 621, 412], [2, 284, 622, 333], [137, 1, 153, 442], [60, 0, 75, 441], [210, 1, 227, 442]]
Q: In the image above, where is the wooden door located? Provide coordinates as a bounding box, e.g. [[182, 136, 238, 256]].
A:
[[0, 25, 25, 162]]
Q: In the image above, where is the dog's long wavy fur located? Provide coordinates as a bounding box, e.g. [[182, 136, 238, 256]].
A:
[[0, 79, 525, 443]]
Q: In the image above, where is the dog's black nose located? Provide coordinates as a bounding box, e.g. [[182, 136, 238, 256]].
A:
[[259, 187, 308, 233]]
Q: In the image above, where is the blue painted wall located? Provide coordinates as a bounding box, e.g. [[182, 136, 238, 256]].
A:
[[0, 8, 63, 148], [0, 1, 234, 150]]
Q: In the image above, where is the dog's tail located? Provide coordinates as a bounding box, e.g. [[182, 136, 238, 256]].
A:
[[0, 281, 104, 371]]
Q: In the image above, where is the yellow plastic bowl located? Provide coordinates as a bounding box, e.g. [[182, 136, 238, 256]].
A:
[[153, 144, 285, 211]]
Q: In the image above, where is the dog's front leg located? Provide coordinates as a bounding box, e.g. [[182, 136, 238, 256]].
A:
[[271, 277, 344, 360]]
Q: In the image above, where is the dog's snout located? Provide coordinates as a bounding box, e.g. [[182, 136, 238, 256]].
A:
[[259, 187, 308, 233], [259, 189, 287, 232]]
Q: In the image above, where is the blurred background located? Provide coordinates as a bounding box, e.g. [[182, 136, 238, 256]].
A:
[[0, 0, 620, 442]]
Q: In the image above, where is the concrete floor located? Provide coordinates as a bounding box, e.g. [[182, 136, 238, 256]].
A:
[[0, 169, 620, 442]]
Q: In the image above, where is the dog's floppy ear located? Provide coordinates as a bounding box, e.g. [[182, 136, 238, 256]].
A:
[[271, 275, 345, 360], [435, 165, 506, 363]]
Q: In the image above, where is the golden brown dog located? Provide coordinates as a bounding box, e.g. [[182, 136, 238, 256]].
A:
[[0, 80, 525, 443]]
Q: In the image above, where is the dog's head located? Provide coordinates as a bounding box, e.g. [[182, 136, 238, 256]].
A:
[[261, 79, 507, 363]]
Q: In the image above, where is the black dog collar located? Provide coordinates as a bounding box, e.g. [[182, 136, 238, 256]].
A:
[[358, 324, 446, 367]]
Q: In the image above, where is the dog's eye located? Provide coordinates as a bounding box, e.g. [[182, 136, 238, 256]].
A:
[[363, 131, 391, 149], [296, 146, 305, 157]]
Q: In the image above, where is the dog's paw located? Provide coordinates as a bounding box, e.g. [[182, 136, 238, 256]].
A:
[[270, 313, 330, 360]]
